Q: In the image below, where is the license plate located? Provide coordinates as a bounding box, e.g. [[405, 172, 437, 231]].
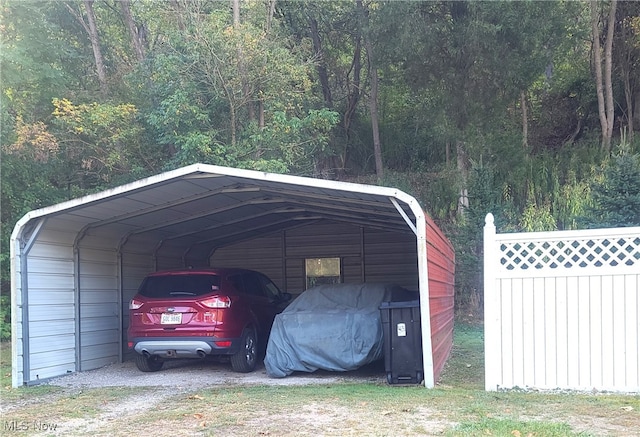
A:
[[161, 313, 182, 325]]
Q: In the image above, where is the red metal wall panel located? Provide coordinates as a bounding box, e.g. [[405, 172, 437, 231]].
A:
[[425, 214, 456, 383]]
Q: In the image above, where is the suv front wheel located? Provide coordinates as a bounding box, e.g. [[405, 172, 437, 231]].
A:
[[135, 353, 164, 372], [230, 328, 257, 373]]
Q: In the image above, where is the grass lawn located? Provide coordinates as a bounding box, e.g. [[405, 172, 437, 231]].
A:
[[1, 322, 638, 436]]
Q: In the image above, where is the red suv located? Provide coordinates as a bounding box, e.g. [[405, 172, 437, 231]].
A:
[[127, 268, 291, 373]]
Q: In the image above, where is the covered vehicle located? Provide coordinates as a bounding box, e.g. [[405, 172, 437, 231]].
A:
[[264, 283, 414, 377]]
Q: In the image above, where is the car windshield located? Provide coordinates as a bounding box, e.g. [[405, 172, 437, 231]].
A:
[[138, 274, 221, 298]]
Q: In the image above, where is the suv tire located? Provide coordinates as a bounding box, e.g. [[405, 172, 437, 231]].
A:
[[231, 328, 257, 373], [135, 354, 164, 372]]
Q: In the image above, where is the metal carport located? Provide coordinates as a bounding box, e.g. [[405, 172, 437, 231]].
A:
[[11, 163, 455, 388]]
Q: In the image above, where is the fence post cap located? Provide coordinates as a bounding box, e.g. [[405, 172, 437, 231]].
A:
[[485, 213, 494, 225]]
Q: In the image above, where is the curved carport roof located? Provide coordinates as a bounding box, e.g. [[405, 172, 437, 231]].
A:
[[11, 163, 440, 387]]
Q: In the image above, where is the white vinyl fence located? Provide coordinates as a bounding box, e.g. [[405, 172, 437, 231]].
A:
[[484, 214, 640, 392]]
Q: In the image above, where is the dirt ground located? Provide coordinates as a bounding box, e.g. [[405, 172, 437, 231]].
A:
[[3, 357, 638, 436], [3, 359, 457, 437]]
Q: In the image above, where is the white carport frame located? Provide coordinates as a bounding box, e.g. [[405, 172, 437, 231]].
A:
[[11, 164, 451, 388]]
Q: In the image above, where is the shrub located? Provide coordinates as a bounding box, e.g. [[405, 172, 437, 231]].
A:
[[587, 145, 640, 227], [0, 295, 10, 341]]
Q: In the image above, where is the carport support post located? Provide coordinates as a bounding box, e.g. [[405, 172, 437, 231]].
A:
[[390, 195, 435, 387], [417, 229, 434, 388], [483, 213, 499, 391], [10, 218, 46, 387]]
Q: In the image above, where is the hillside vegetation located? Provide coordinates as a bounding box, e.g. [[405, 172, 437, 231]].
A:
[[2, 1, 640, 337]]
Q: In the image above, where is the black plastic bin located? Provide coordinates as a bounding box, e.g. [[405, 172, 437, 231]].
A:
[[379, 299, 423, 385]]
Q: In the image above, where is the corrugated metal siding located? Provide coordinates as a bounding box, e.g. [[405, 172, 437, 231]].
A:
[[11, 236, 24, 386], [363, 229, 418, 289], [484, 215, 640, 392], [156, 254, 186, 271], [286, 222, 365, 286], [285, 258, 305, 293], [211, 222, 421, 293], [77, 243, 119, 370], [425, 215, 456, 383], [210, 233, 285, 288], [285, 223, 363, 259], [24, 226, 77, 381]]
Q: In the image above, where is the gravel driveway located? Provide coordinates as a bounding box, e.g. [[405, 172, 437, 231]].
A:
[[47, 357, 387, 389]]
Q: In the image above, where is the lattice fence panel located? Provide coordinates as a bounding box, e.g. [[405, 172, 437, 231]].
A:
[[499, 236, 640, 271]]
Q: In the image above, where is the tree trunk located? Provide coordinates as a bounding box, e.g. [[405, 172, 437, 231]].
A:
[[83, 1, 107, 94], [259, 101, 264, 130], [337, 33, 362, 175], [367, 44, 383, 180], [66, 1, 108, 94], [604, 0, 617, 148], [623, 66, 634, 141], [358, 0, 383, 180], [119, 0, 146, 63], [266, 0, 276, 32], [591, 0, 617, 152], [635, 91, 640, 130], [169, 0, 185, 31], [233, 0, 255, 122], [619, 9, 635, 142], [308, 14, 332, 107], [446, 142, 451, 165], [456, 141, 469, 215], [521, 90, 528, 149]]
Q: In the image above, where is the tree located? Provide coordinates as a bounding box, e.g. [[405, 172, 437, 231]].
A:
[[0, 1, 85, 123], [137, 1, 338, 173], [119, 0, 146, 63], [614, 1, 640, 141], [588, 144, 640, 227], [66, 0, 109, 94], [278, 1, 371, 177], [357, 0, 383, 180], [591, 0, 618, 152]]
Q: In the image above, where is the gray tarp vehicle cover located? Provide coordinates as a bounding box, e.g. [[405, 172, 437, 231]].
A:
[[264, 283, 412, 378]]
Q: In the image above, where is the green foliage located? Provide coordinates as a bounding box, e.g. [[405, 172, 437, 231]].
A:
[[0, 150, 73, 297], [0, 2, 84, 122], [519, 201, 557, 232], [2, 0, 639, 324], [587, 144, 640, 227], [0, 295, 10, 341], [243, 109, 340, 174], [134, 3, 334, 173], [51, 98, 147, 179], [451, 161, 502, 312], [449, 417, 580, 437]]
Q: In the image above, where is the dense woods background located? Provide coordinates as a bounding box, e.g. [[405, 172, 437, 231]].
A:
[[2, 0, 640, 337]]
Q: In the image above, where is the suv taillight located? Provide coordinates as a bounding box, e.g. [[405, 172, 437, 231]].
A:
[[129, 299, 144, 310], [201, 295, 231, 308]]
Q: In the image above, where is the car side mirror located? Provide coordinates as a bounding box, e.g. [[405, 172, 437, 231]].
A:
[[280, 292, 293, 303]]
